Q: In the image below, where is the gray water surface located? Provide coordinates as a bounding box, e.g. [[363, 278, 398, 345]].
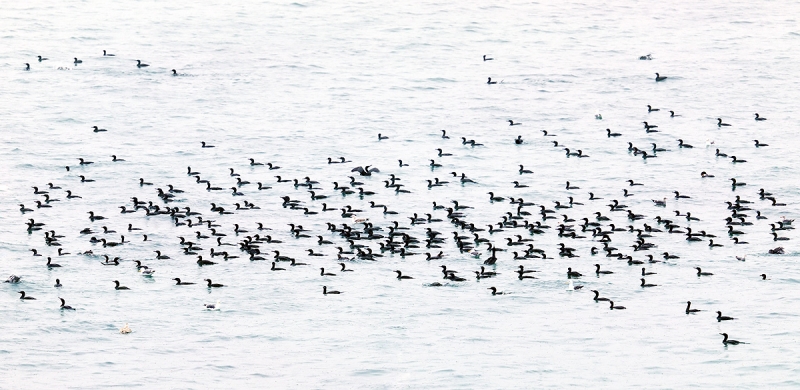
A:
[[2, 1, 800, 388]]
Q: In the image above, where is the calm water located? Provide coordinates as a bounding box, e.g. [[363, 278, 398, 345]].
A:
[[2, 1, 800, 388]]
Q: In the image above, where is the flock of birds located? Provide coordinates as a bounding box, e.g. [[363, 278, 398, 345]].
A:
[[8, 51, 794, 346]]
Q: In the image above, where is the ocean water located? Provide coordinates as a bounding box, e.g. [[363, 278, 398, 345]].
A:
[[2, 0, 800, 388]]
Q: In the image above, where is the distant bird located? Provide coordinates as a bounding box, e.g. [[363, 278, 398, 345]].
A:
[[136, 60, 149, 68], [113, 280, 130, 290], [323, 286, 342, 295], [719, 333, 743, 345], [609, 301, 626, 310], [483, 55, 493, 61], [488, 287, 504, 295], [59, 298, 76, 310], [655, 73, 667, 81], [754, 113, 767, 121], [716, 311, 735, 321]]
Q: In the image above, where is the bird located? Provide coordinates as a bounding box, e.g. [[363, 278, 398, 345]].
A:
[[640, 278, 658, 288], [395, 270, 413, 279], [204, 301, 221, 311], [695, 267, 714, 276], [59, 298, 76, 310], [18, 291, 36, 300], [720, 333, 743, 345], [323, 286, 342, 295], [609, 301, 626, 310], [754, 113, 767, 121], [716, 311, 735, 321], [685, 301, 701, 314], [655, 73, 667, 81], [205, 279, 224, 288], [488, 287, 504, 295], [136, 60, 149, 68], [119, 324, 132, 334], [717, 118, 732, 127], [113, 280, 130, 290]]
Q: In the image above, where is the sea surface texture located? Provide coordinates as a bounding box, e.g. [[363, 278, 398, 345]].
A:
[[2, 0, 799, 388]]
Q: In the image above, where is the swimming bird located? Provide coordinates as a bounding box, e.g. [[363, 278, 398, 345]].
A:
[[720, 333, 743, 345], [567, 280, 583, 290], [201, 141, 215, 148], [609, 301, 626, 310], [38, 55, 48, 61], [323, 286, 342, 295], [655, 73, 667, 81], [18, 291, 36, 300], [647, 105, 660, 112], [483, 55, 493, 61], [46, 257, 62, 268], [640, 278, 657, 287], [716, 311, 735, 321], [509, 120, 521, 126], [487, 77, 497, 84], [271, 262, 285, 271], [59, 298, 76, 310], [136, 60, 149, 68], [754, 113, 767, 121], [378, 133, 388, 140], [103, 50, 115, 56], [595, 264, 613, 275], [113, 280, 130, 290], [320, 268, 336, 276], [54, 279, 62, 287], [205, 279, 224, 288], [120, 323, 132, 333], [204, 301, 221, 311], [172, 278, 195, 285], [606, 129, 621, 137], [717, 118, 731, 127], [754, 140, 768, 147], [74, 58, 82, 64], [196, 257, 217, 266], [395, 270, 413, 280], [488, 287, 504, 295], [514, 135, 524, 144], [591, 290, 610, 301], [92, 126, 107, 132], [695, 267, 713, 276], [567, 267, 582, 278]]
